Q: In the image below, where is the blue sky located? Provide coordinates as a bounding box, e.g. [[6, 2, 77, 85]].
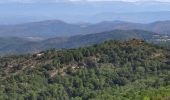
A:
[[0, 0, 170, 3]]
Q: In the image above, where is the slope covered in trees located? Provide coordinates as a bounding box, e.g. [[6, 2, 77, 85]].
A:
[[0, 30, 159, 55], [0, 39, 170, 100]]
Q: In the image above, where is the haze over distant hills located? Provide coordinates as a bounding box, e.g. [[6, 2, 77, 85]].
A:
[[1, 1, 170, 24], [0, 30, 164, 55], [92, 11, 170, 23], [0, 0, 170, 54], [1, 20, 170, 37]]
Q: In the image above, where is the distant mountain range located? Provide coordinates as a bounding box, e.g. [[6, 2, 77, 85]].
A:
[[1, 1, 170, 24], [1, 20, 170, 37], [92, 11, 170, 23], [0, 30, 165, 55]]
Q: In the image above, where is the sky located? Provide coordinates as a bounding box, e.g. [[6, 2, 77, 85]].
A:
[[0, 0, 170, 24], [0, 0, 170, 3]]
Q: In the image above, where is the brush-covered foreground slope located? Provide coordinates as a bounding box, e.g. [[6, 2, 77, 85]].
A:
[[0, 39, 170, 100]]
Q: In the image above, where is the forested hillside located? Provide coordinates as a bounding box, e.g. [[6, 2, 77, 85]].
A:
[[0, 30, 158, 55], [0, 39, 170, 100]]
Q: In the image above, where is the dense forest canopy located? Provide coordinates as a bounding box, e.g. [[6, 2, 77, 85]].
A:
[[0, 39, 170, 100]]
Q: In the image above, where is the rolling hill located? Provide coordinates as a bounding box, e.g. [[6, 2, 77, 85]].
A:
[[0, 20, 170, 38], [0, 30, 162, 55], [0, 39, 170, 99], [0, 20, 83, 37]]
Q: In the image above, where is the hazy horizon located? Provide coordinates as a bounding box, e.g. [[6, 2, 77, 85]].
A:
[[0, 0, 170, 24]]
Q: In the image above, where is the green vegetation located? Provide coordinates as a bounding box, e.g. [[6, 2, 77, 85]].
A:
[[0, 30, 157, 55], [0, 39, 170, 100]]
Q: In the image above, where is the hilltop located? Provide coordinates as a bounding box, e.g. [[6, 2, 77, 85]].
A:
[[1, 20, 170, 38], [0, 30, 160, 55], [0, 39, 170, 100]]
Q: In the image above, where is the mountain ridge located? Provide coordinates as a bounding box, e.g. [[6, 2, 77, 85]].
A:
[[0, 29, 163, 55], [1, 20, 170, 37]]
